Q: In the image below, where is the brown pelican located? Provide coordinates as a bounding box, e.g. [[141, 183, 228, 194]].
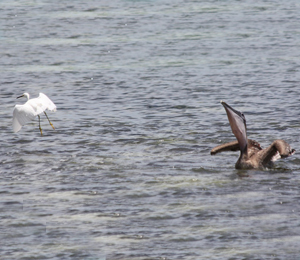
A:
[[211, 101, 295, 169]]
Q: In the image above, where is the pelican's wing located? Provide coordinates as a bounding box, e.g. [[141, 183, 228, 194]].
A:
[[211, 140, 240, 155], [13, 104, 36, 132], [38, 93, 56, 111], [211, 139, 262, 155], [260, 139, 295, 165]]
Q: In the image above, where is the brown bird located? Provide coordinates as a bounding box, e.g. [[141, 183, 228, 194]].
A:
[[211, 101, 295, 169]]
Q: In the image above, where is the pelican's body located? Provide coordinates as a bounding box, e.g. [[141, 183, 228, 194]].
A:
[[211, 101, 295, 169], [13, 92, 56, 136]]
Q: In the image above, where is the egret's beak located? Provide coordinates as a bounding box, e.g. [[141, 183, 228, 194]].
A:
[[17, 94, 24, 99], [221, 101, 248, 153]]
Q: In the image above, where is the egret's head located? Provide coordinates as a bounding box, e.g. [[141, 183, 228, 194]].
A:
[[17, 93, 30, 100]]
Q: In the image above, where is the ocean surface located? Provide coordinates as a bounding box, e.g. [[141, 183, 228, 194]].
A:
[[1, 0, 300, 259]]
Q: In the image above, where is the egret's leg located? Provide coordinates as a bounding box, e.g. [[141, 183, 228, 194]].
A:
[[44, 111, 55, 130], [38, 115, 43, 136]]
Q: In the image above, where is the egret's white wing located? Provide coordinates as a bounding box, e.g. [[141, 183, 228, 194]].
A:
[[13, 104, 36, 132], [13, 92, 56, 133], [38, 93, 57, 112], [25, 93, 57, 116]]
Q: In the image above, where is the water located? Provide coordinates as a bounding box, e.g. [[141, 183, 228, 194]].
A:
[[1, 0, 300, 259]]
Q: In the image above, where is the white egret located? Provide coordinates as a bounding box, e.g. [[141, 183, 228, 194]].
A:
[[13, 92, 57, 136]]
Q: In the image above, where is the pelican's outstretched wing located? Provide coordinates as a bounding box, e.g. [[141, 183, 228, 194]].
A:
[[260, 139, 295, 165], [211, 139, 262, 155], [211, 140, 240, 155]]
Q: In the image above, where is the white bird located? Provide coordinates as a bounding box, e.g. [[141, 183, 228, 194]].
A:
[[13, 92, 57, 136]]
